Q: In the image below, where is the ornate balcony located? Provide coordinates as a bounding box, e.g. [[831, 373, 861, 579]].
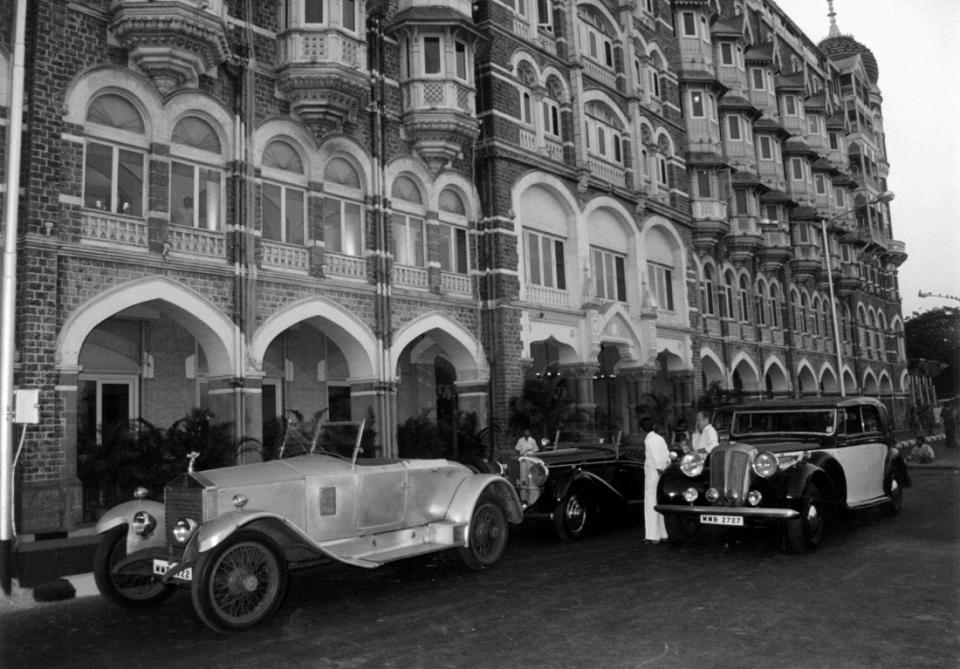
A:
[[725, 216, 763, 266], [757, 227, 792, 274], [276, 29, 369, 136], [882, 239, 908, 267], [789, 243, 821, 283], [690, 199, 730, 256], [109, 0, 230, 93]]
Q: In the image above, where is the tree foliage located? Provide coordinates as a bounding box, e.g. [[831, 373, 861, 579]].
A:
[[905, 307, 960, 398]]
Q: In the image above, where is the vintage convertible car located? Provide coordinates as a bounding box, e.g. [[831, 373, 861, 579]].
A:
[[503, 440, 644, 541], [655, 397, 910, 552], [93, 434, 522, 633]]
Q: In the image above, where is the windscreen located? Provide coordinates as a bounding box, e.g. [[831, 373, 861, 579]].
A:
[[731, 410, 836, 436]]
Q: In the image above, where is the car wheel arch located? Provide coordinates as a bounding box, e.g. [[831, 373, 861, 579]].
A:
[[799, 455, 846, 502]]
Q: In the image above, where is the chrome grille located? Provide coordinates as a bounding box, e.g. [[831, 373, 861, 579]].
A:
[[710, 448, 752, 506], [164, 481, 203, 547]]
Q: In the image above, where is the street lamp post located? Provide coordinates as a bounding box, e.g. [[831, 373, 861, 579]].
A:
[[821, 190, 895, 397]]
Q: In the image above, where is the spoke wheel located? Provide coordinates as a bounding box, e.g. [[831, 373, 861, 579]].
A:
[[786, 483, 824, 553], [93, 526, 174, 608], [192, 531, 288, 633], [553, 493, 589, 541], [459, 494, 509, 570]]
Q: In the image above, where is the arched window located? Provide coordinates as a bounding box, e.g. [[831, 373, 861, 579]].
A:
[[438, 188, 469, 275], [322, 157, 364, 256], [281, 0, 360, 35], [769, 283, 780, 328], [83, 93, 147, 216], [755, 280, 767, 326], [702, 264, 715, 316], [578, 6, 615, 70], [585, 101, 623, 165], [647, 228, 676, 312], [261, 139, 306, 244], [800, 293, 809, 334], [390, 175, 426, 267], [543, 75, 565, 140], [516, 62, 536, 126], [738, 275, 750, 322], [811, 297, 821, 336], [722, 271, 735, 319], [170, 116, 224, 230]]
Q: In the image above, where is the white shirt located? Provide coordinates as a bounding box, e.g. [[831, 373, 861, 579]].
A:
[[692, 423, 719, 455], [644, 431, 671, 472], [515, 436, 539, 456]]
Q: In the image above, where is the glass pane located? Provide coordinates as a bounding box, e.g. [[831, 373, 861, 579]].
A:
[[456, 228, 468, 274], [84, 142, 113, 211], [286, 188, 304, 245], [343, 202, 362, 255], [199, 168, 221, 230], [342, 0, 356, 31], [117, 149, 143, 216], [262, 183, 282, 241], [171, 162, 194, 226], [390, 214, 406, 264], [527, 233, 541, 286], [305, 0, 323, 23], [263, 140, 303, 174], [87, 94, 144, 133], [411, 217, 424, 266], [439, 224, 452, 271], [615, 256, 626, 301], [455, 42, 467, 79], [554, 240, 565, 290], [541, 236, 554, 288], [173, 117, 221, 153], [322, 198, 342, 253], [424, 37, 441, 74], [592, 250, 603, 298], [101, 383, 131, 426], [604, 254, 615, 299]]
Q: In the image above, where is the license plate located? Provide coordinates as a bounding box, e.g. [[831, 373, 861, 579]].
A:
[[153, 559, 192, 581], [700, 514, 744, 527]]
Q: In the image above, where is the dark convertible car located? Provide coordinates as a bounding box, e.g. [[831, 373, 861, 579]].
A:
[[655, 396, 910, 552], [503, 439, 644, 540]]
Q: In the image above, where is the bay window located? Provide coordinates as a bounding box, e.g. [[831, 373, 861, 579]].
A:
[[83, 94, 146, 217]]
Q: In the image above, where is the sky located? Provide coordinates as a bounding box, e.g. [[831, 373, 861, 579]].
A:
[[774, 0, 960, 318]]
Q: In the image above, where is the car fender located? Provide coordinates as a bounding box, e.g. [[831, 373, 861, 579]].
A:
[[186, 510, 312, 559], [552, 468, 619, 507], [885, 448, 912, 488], [445, 475, 523, 525], [95, 500, 167, 553], [785, 458, 840, 501]]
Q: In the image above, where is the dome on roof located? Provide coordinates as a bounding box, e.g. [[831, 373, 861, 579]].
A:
[[819, 34, 879, 84]]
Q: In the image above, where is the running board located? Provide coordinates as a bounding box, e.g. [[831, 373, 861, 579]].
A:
[[320, 521, 466, 568], [847, 495, 894, 510]]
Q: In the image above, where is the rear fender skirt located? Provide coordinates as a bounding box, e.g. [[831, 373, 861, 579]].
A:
[[446, 475, 523, 524], [94, 500, 167, 554]]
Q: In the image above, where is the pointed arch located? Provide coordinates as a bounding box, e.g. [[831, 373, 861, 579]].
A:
[[392, 313, 487, 383]]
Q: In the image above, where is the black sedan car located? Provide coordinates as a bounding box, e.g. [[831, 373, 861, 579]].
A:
[[655, 396, 910, 552], [503, 440, 644, 541]]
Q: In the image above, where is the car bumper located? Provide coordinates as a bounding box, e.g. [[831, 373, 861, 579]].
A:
[[654, 504, 799, 520], [114, 547, 195, 585]]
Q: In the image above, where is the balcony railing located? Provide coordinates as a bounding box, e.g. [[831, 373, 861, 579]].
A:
[[545, 138, 564, 162], [519, 128, 537, 152], [525, 284, 570, 308], [278, 30, 366, 69], [441, 271, 472, 296], [403, 80, 475, 113], [581, 58, 617, 89], [262, 240, 309, 273], [81, 212, 148, 249], [393, 264, 429, 289], [691, 200, 728, 220], [325, 252, 366, 279], [167, 224, 225, 259], [586, 158, 626, 188]]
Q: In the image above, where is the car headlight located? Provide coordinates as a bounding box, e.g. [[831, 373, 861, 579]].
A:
[[527, 462, 548, 487], [131, 511, 157, 537], [680, 452, 704, 477], [172, 518, 198, 544], [752, 452, 778, 478], [747, 490, 762, 506]]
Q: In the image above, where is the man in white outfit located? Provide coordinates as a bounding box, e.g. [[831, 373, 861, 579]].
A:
[[643, 420, 671, 544], [691, 410, 719, 456]]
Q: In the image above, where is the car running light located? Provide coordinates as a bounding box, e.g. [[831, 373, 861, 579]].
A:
[[705, 487, 720, 503], [133, 486, 149, 500], [528, 462, 548, 487], [232, 494, 248, 510], [173, 518, 197, 544], [747, 490, 762, 506], [131, 511, 156, 537], [680, 452, 704, 477], [683, 487, 698, 503], [752, 452, 779, 478]]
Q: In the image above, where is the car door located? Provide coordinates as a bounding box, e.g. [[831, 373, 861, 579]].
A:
[[833, 406, 887, 504], [356, 462, 407, 530]]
